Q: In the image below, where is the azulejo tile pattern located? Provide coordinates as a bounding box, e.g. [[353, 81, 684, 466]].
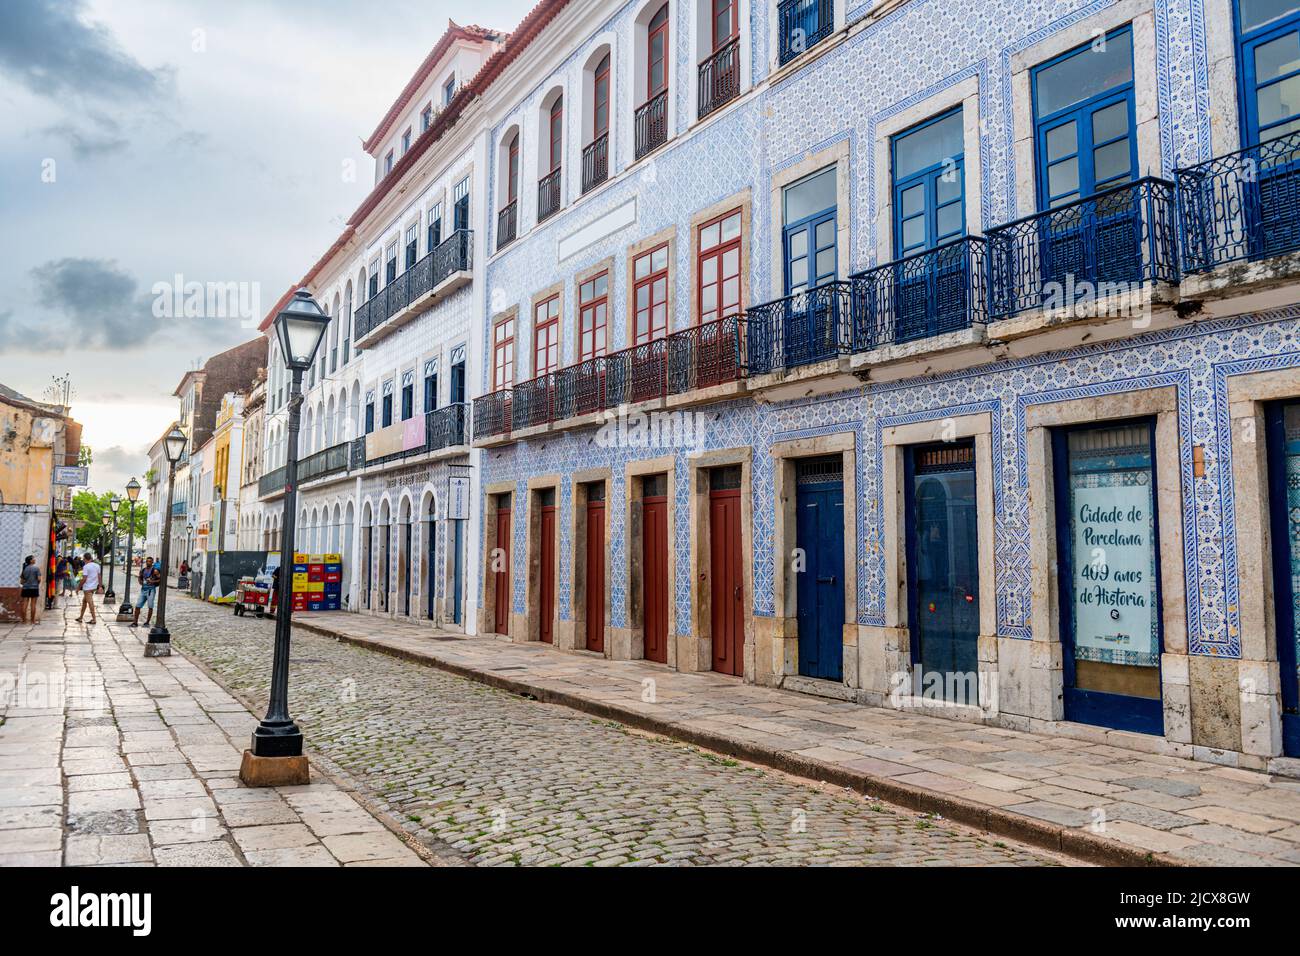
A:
[[476, 0, 1256, 659]]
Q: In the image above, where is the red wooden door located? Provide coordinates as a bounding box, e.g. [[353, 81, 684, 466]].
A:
[[493, 504, 511, 634], [642, 491, 669, 663], [539, 500, 556, 644], [585, 494, 605, 652], [709, 486, 743, 675]]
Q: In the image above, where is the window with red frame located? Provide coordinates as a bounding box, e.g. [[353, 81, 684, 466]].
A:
[[648, 5, 669, 97], [578, 272, 609, 361], [492, 316, 514, 391], [549, 98, 563, 171], [593, 55, 610, 138], [633, 244, 670, 344], [507, 134, 519, 202], [533, 296, 560, 375], [713, 0, 737, 49], [697, 209, 742, 324]]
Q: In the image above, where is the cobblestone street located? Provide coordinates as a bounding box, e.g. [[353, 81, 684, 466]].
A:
[[166, 599, 1061, 866]]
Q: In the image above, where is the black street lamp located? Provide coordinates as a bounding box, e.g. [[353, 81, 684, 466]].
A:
[[147, 426, 188, 657], [99, 512, 110, 564], [118, 477, 141, 619], [103, 495, 120, 603], [241, 289, 329, 787]]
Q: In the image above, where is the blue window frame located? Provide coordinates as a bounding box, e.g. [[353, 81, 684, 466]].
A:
[[892, 108, 965, 258], [427, 203, 442, 252], [364, 401, 375, 434], [1235, 1, 1300, 145], [450, 359, 466, 404], [782, 166, 837, 295], [1031, 26, 1137, 209]]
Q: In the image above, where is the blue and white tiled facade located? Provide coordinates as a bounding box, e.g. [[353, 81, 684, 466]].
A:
[[467, 0, 1300, 767]]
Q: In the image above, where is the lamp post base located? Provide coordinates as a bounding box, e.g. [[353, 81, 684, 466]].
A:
[[144, 626, 171, 656], [239, 750, 309, 788], [116, 602, 133, 622], [103, 590, 116, 605], [249, 719, 304, 758]]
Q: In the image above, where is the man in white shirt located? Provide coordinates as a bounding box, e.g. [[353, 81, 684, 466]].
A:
[[76, 552, 102, 624]]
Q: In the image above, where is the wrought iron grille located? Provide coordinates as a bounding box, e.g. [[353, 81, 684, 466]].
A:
[[554, 355, 606, 420], [777, 0, 834, 66], [850, 236, 989, 350], [511, 373, 555, 430], [497, 200, 518, 250], [1177, 130, 1300, 273], [667, 314, 746, 395], [634, 90, 669, 160], [474, 389, 512, 439], [258, 466, 287, 497], [538, 168, 562, 222], [745, 280, 853, 374], [605, 338, 668, 405], [985, 177, 1179, 320], [297, 442, 350, 483], [698, 37, 741, 120], [582, 134, 609, 193], [432, 228, 472, 285], [426, 402, 467, 451], [795, 455, 843, 485], [349, 437, 366, 471]]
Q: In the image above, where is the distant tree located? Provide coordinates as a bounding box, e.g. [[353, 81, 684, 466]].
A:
[[77, 445, 93, 468], [71, 490, 147, 552]]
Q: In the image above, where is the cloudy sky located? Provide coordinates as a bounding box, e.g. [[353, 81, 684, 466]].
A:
[[0, 0, 533, 495]]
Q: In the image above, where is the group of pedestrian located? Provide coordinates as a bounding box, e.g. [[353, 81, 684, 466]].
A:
[[17, 551, 164, 628]]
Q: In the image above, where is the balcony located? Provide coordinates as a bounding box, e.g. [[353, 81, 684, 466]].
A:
[[746, 281, 854, 375], [777, 0, 835, 67], [351, 406, 470, 471], [258, 466, 286, 498], [353, 229, 473, 348], [538, 168, 562, 222], [497, 201, 518, 250], [170, 500, 187, 517], [298, 441, 350, 484], [698, 36, 741, 120], [582, 134, 609, 193], [427, 402, 468, 451], [473, 316, 748, 446], [850, 237, 989, 349], [985, 177, 1178, 322], [634, 90, 668, 160], [1177, 130, 1300, 282]]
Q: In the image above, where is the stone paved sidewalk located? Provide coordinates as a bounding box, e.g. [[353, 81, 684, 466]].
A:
[[286, 610, 1300, 866], [0, 599, 429, 867]]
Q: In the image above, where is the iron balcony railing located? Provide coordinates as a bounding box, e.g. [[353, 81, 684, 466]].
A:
[[582, 133, 609, 193], [258, 465, 287, 498], [170, 500, 187, 517], [850, 237, 989, 349], [298, 441, 350, 484], [698, 37, 741, 120], [497, 200, 518, 250], [349, 436, 366, 471], [746, 280, 854, 374], [427, 402, 468, 451], [476, 319, 747, 440], [474, 388, 512, 439], [352, 230, 473, 341], [667, 314, 746, 394], [538, 168, 562, 222], [777, 0, 835, 66], [985, 176, 1179, 320], [634, 90, 669, 160], [1176, 130, 1300, 273]]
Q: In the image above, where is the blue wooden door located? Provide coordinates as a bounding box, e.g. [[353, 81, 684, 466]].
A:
[[905, 442, 980, 704], [1266, 400, 1300, 757], [426, 519, 438, 620], [1053, 420, 1164, 735], [795, 458, 845, 681]]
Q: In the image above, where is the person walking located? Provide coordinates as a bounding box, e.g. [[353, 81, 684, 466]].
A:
[[131, 559, 162, 628], [75, 552, 102, 624], [19, 555, 41, 623]]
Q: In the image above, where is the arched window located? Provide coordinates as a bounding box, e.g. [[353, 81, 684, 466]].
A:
[[498, 128, 521, 248], [634, 3, 671, 158], [582, 49, 612, 193], [648, 5, 670, 96], [538, 92, 564, 221]]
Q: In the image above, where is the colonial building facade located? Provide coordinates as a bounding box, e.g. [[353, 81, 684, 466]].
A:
[[269, 0, 1300, 772]]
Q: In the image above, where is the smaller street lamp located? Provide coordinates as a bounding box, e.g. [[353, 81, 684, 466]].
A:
[[103, 495, 120, 603], [147, 426, 188, 657], [118, 477, 141, 619], [99, 512, 110, 565], [242, 289, 329, 788]]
